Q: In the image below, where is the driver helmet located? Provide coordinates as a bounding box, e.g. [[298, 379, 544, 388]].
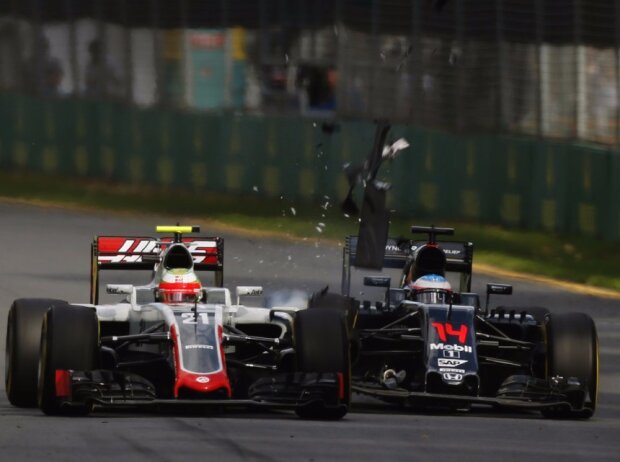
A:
[[158, 268, 202, 304], [409, 274, 452, 304]]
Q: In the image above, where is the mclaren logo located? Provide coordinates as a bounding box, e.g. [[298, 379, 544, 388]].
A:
[[430, 343, 473, 353]]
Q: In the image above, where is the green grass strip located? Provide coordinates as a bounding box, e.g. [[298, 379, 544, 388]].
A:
[[1, 171, 618, 293]]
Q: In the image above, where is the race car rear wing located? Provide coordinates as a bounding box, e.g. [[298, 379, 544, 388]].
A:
[[90, 236, 224, 304], [341, 236, 473, 296]]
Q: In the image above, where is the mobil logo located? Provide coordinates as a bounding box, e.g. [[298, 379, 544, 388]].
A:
[[430, 343, 473, 353]]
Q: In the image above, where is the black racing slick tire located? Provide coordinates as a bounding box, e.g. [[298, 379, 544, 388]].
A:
[[294, 309, 350, 420], [542, 312, 598, 419], [5, 298, 68, 407], [38, 305, 99, 416]]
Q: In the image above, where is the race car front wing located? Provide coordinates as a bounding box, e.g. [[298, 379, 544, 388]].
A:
[[53, 369, 346, 413], [352, 374, 592, 416]]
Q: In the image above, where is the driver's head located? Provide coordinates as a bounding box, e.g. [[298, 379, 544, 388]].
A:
[[158, 268, 202, 304], [409, 274, 452, 304]]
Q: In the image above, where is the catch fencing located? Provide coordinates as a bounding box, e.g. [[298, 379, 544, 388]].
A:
[[2, 0, 620, 144], [0, 1, 618, 238]]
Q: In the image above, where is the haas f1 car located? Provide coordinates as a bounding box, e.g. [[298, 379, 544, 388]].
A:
[[5, 226, 350, 419], [340, 225, 598, 418]]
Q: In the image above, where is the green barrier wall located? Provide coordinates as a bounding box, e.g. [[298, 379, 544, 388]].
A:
[[0, 94, 618, 240]]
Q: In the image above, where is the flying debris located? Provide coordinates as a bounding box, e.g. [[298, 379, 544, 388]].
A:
[[382, 138, 410, 160], [340, 122, 410, 269]]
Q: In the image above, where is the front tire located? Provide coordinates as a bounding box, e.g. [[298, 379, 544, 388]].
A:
[[38, 305, 99, 416], [542, 312, 598, 419], [294, 309, 350, 420], [5, 298, 67, 407]]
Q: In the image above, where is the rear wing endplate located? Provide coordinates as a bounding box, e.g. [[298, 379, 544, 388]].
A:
[[341, 236, 473, 296], [90, 236, 224, 304]]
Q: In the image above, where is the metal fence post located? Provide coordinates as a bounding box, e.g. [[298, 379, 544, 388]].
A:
[[616, 0, 620, 145], [221, 0, 231, 109], [536, 0, 544, 138], [411, 0, 421, 125], [122, 0, 133, 103], [152, 0, 162, 105], [370, 0, 380, 120], [180, 0, 188, 107], [455, 0, 464, 132], [64, 0, 78, 96], [575, 0, 585, 140], [496, 0, 505, 133]]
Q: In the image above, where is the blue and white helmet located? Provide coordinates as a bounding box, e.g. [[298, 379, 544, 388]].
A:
[[410, 274, 452, 304]]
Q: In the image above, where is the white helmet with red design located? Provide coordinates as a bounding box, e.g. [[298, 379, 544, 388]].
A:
[[409, 274, 452, 304], [158, 268, 202, 304]]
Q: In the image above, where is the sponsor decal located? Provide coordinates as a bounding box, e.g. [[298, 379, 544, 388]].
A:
[[438, 358, 468, 367], [430, 343, 473, 353], [98, 239, 158, 264], [385, 244, 401, 252], [432, 322, 468, 344], [442, 350, 461, 359], [186, 241, 219, 264], [98, 238, 219, 264], [242, 289, 262, 296], [443, 372, 463, 381], [439, 368, 466, 374], [184, 344, 214, 350], [195, 376, 210, 383]]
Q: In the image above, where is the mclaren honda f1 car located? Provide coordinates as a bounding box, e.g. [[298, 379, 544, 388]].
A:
[[5, 226, 350, 419], [339, 225, 598, 418]]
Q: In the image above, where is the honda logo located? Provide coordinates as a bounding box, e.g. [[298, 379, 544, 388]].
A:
[[443, 372, 463, 382]]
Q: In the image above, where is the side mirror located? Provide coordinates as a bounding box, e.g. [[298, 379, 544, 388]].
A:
[[486, 283, 513, 295], [235, 286, 263, 305], [363, 276, 391, 288], [485, 283, 513, 314], [106, 284, 133, 295]]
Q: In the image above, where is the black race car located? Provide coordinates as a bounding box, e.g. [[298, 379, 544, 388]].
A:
[[338, 225, 598, 418]]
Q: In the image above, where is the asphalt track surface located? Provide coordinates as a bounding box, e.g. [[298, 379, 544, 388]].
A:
[[0, 201, 619, 461]]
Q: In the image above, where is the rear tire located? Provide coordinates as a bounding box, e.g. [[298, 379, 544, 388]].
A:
[[38, 305, 99, 416], [294, 309, 350, 420], [542, 312, 598, 419], [5, 298, 67, 407]]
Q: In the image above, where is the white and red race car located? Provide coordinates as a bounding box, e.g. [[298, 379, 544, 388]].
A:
[[5, 226, 350, 419]]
